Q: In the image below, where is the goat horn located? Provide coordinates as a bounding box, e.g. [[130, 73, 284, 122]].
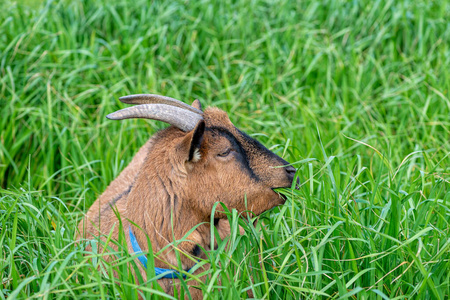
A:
[[106, 104, 203, 132], [119, 94, 203, 115]]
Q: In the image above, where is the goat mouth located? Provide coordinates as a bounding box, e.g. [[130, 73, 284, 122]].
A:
[[272, 177, 300, 192], [271, 188, 289, 202]]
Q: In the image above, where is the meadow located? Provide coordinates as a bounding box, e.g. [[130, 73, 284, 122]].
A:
[[1, 0, 449, 298]]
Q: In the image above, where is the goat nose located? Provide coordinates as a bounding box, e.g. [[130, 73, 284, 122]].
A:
[[285, 165, 300, 187], [285, 165, 296, 175]]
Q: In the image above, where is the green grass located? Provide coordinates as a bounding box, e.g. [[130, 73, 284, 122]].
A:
[[1, 0, 449, 298]]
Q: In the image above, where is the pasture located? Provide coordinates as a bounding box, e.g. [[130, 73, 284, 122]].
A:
[[1, 0, 449, 298]]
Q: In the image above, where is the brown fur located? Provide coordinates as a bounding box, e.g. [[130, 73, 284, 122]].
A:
[[78, 105, 295, 298]]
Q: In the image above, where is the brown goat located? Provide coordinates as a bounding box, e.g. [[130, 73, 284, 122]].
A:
[[78, 94, 296, 298]]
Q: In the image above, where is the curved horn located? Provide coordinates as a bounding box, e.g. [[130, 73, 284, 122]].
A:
[[106, 104, 203, 132], [119, 94, 203, 115]]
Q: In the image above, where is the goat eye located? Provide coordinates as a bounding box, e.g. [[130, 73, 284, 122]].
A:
[[218, 148, 232, 157]]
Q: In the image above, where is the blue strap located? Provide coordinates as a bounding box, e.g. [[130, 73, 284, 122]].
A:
[[129, 226, 192, 279]]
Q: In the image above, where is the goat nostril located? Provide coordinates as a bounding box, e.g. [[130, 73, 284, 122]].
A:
[[285, 166, 297, 178], [285, 166, 296, 174]]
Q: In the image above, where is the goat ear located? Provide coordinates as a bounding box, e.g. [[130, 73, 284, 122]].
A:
[[192, 99, 202, 111], [182, 120, 205, 163]]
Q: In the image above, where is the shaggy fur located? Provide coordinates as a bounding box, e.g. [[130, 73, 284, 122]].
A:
[[78, 102, 296, 298]]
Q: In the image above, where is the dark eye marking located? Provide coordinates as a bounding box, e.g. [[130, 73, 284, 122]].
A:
[[237, 128, 289, 165], [207, 126, 260, 181]]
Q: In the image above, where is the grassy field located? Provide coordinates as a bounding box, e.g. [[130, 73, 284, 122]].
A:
[[1, 0, 449, 298]]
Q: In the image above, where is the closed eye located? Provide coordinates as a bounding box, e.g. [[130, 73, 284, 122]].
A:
[[217, 148, 232, 157]]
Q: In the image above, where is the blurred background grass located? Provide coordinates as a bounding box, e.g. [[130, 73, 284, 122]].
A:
[[1, 0, 449, 299]]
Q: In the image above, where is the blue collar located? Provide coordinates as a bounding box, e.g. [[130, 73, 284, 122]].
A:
[[128, 226, 193, 279]]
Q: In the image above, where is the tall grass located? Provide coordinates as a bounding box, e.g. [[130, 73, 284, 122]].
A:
[[1, 0, 449, 298]]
